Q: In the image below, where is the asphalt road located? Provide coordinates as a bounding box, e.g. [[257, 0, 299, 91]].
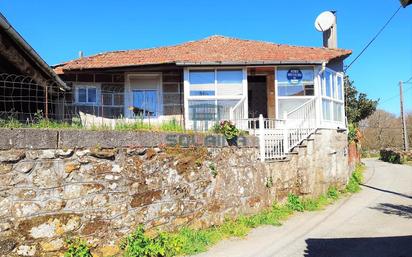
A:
[[193, 159, 412, 257]]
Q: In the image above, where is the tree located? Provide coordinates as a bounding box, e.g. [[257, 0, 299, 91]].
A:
[[359, 109, 402, 150], [345, 76, 378, 125]]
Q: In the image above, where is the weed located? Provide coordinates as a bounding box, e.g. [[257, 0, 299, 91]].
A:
[[159, 119, 184, 132], [64, 238, 92, 257], [121, 226, 182, 257], [346, 164, 365, 193], [265, 176, 274, 188], [286, 194, 304, 212], [208, 163, 217, 178], [327, 187, 340, 200]]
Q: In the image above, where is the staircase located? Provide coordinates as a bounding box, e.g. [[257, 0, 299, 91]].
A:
[[232, 98, 317, 162]]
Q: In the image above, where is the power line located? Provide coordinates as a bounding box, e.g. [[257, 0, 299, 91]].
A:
[[379, 83, 412, 104], [345, 6, 402, 72]]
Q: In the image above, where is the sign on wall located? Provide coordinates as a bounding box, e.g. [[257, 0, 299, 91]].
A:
[[287, 69, 303, 84]]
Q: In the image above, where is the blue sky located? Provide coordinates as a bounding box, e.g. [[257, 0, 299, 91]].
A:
[[1, 0, 411, 115]]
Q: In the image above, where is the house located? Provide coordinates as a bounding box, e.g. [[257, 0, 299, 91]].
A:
[[0, 12, 68, 121], [54, 35, 351, 160]]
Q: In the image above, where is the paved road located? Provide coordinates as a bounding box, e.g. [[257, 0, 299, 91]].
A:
[[193, 159, 412, 257]]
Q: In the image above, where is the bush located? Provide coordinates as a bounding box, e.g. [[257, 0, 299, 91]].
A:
[[346, 164, 364, 193], [379, 149, 405, 164], [121, 226, 183, 257], [286, 194, 304, 212], [64, 238, 92, 257], [211, 120, 240, 140]]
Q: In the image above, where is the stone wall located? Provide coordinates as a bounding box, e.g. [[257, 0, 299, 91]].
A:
[[0, 128, 349, 256]]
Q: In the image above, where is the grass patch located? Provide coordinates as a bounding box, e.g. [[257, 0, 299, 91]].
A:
[[345, 163, 365, 193], [0, 115, 186, 133]]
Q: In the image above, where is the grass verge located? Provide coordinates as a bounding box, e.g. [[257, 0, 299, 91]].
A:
[[66, 163, 365, 257]]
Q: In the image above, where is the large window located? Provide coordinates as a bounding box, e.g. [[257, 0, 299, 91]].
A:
[[189, 71, 215, 96], [187, 69, 245, 130], [276, 67, 315, 116], [189, 69, 243, 96], [277, 67, 314, 97], [76, 86, 97, 105], [321, 70, 344, 122]]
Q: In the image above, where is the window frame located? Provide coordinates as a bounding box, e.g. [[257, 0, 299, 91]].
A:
[[187, 68, 245, 100], [320, 68, 345, 122], [276, 66, 316, 98], [75, 84, 100, 105]]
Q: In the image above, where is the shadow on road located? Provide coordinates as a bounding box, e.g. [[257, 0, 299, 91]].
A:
[[304, 236, 412, 257], [370, 203, 412, 219], [361, 184, 412, 200]]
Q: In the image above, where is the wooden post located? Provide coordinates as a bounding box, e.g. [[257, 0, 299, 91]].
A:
[[400, 81, 409, 151]]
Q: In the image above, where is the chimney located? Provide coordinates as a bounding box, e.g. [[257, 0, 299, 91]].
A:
[[323, 11, 338, 48], [78, 51, 84, 58]]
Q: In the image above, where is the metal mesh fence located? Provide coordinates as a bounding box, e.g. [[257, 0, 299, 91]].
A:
[[0, 73, 184, 128]]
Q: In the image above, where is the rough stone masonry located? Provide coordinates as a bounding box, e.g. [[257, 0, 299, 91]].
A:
[[0, 128, 350, 256]]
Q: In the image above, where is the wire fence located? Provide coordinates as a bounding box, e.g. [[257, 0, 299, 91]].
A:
[[0, 73, 184, 129]]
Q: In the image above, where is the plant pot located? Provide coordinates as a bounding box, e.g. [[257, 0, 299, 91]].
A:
[[226, 136, 238, 146]]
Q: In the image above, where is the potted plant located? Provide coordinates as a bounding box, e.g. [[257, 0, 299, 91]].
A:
[[213, 120, 240, 146]]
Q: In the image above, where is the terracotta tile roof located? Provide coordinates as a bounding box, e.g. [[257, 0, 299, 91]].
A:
[[54, 35, 352, 74]]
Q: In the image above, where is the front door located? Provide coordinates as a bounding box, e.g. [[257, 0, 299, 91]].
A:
[[248, 76, 268, 118]]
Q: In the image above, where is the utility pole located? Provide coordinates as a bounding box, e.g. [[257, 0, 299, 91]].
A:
[[400, 81, 409, 151]]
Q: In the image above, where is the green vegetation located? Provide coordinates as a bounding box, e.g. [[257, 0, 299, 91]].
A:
[[0, 112, 185, 133], [344, 75, 378, 125], [64, 238, 93, 257], [379, 149, 409, 164], [120, 226, 182, 257], [63, 166, 365, 257], [64, 164, 365, 256], [118, 177, 366, 257], [211, 120, 240, 140], [345, 164, 365, 193]]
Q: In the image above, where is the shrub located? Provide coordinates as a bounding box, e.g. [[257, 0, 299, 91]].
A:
[[211, 120, 240, 140], [286, 194, 304, 212], [346, 164, 364, 193], [379, 149, 404, 164], [327, 187, 340, 200], [121, 226, 183, 257], [64, 238, 92, 257], [347, 123, 358, 143]]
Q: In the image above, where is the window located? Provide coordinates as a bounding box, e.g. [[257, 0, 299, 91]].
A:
[[76, 86, 97, 104], [189, 69, 243, 96], [337, 76, 343, 100], [277, 67, 315, 97], [216, 70, 243, 96], [102, 85, 124, 106], [132, 90, 158, 117], [321, 70, 344, 123], [189, 71, 215, 96]]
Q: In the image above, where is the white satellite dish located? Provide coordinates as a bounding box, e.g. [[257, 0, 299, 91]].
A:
[[314, 11, 336, 32]]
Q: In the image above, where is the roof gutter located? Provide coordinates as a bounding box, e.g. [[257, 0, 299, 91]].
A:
[[175, 60, 326, 66], [0, 13, 69, 90]]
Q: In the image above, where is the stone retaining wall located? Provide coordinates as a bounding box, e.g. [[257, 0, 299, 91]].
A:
[[0, 129, 349, 256]]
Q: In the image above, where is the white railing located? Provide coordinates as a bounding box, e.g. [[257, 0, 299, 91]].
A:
[[229, 97, 247, 130], [256, 98, 317, 161], [285, 97, 317, 151]]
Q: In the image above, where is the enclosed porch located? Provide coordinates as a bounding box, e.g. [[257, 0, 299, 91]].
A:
[[183, 65, 345, 160]]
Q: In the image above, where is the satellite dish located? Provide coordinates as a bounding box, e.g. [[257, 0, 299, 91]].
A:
[[315, 11, 336, 32]]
